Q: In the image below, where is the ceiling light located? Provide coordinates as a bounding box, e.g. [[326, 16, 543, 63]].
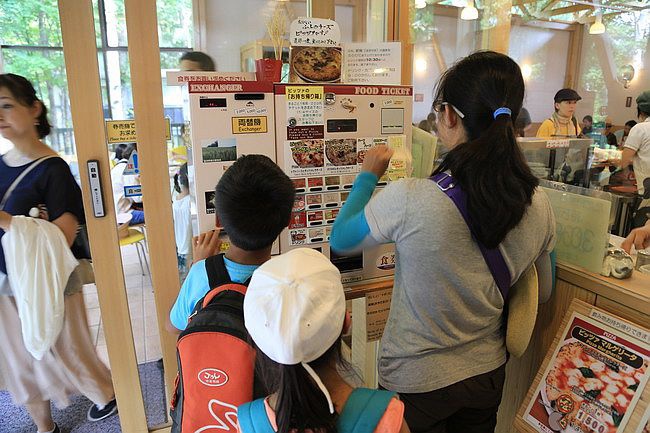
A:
[[521, 63, 533, 80], [415, 0, 427, 9], [461, 0, 479, 20], [589, 12, 605, 34], [415, 57, 428, 73]]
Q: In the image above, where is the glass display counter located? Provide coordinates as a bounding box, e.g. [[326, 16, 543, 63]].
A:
[[517, 138, 594, 188]]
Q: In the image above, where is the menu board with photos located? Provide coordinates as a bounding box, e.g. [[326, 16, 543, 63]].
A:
[[516, 299, 650, 433]]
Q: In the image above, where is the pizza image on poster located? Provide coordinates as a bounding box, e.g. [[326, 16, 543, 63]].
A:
[[524, 313, 650, 433]]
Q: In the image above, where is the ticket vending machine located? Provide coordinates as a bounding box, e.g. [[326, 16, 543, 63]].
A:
[[273, 83, 413, 283], [186, 80, 278, 251]]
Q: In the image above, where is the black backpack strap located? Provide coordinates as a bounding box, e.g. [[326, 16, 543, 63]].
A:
[[205, 254, 232, 288]]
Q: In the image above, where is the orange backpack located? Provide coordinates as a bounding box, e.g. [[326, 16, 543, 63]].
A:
[[170, 254, 257, 433]]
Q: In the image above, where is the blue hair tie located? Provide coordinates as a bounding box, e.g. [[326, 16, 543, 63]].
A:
[[493, 107, 512, 119]]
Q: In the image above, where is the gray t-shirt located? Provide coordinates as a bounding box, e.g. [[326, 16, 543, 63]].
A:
[[365, 178, 556, 393]]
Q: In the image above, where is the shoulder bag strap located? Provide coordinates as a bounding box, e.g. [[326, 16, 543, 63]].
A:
[[237, 398, 276, 433], [0, 155, 58, 210], [338, 388, 395, 433], [430, 173, 512, 300], [204, 253, 232, 288]]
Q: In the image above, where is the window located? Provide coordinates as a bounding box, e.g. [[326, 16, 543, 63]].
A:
[[0, 0, 194, 155]]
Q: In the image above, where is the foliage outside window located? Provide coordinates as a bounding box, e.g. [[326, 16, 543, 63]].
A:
[[0, 0, 194, 156]]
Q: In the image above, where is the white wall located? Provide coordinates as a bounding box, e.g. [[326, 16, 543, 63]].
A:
[[203, 0, 354, 73], [412, 14, 478, 122], [509, 24, 570, 123]]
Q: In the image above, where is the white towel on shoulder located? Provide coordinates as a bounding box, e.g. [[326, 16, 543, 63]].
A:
[[1, 216, 78, 359]]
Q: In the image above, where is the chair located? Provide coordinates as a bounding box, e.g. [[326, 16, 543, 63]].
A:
[[119, 228, 151, 276]]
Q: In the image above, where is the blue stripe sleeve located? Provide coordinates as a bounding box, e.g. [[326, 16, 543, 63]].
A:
[[330, 172, 378, 252]]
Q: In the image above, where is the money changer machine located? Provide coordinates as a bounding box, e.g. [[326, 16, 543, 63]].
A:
[[186, 81, 277, 252]]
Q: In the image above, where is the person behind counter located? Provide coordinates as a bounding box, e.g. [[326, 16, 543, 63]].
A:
[[536, 88, 582, 138], [603, 117, 618, 147], [238, 249, 410, 433], [0, 73, 117, 433], [621, 120, 637, 147], [514, 107, 532, 137], [621, 90, 650, 224], [179, 51, 216, 72], [581, 115, 593, 135], [330, 51, 556, 433]]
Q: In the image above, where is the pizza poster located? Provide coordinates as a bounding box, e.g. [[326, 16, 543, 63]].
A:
[[524, 312, 650, 433]]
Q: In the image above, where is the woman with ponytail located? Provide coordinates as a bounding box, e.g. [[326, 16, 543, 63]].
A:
[[238, 249, 409, 433], [0, 73, 116, 432], [330, 51, 556, 432]]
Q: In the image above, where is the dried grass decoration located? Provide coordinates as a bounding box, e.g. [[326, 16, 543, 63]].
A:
[[266, 4, 288, 61]]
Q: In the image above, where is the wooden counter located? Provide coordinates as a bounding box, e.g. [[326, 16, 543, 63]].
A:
[[342, 263, 649, 432]]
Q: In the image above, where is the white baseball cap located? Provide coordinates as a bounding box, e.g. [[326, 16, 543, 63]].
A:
[[244, 248, 345, 413]]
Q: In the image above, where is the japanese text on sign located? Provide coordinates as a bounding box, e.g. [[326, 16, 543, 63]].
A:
[[286, 86, 324, 128], [105, 119, 171, 144], [343, 43, 402, 85], [231, 116, 268, 134], [290, 18, 341, 47]]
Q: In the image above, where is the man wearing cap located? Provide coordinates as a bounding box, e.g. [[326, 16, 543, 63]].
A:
[[536, 88, 582, 138], [621, 90, 650, 213]]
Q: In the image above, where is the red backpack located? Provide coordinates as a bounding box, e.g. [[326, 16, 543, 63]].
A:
[[170, 254, 257, 433]]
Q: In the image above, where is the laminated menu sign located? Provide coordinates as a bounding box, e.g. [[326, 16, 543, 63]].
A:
[[286, 86, 324, 140], [386, 135, 409, 180], [366, 289, 392, 342], [541, 187, 610, 274], [523, 310, 650, 433], [343, 42, 401, 85]]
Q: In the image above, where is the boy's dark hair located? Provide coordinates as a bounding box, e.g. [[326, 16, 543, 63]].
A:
[[215, 155, 294, 251], [0, 73, 51, 138], [625, 120, 637, 128], [583, 115, 593, 123], [432, 51, 538, 248], [180, 51, 216, 71]]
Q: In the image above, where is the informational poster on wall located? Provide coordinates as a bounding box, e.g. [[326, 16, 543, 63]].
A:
[[343, 42, 401, 85], [289, 18, 342, 84], [366, 288, 392, 342], [519, 299, 650, 433]]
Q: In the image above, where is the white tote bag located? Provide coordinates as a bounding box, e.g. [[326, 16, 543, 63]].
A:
[[2, 216, 78, 360]]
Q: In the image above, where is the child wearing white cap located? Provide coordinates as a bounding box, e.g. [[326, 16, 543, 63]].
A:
[[238, 248, 409, 433]]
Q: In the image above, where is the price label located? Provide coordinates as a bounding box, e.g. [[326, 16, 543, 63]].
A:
[[546, 139, 570, 149]]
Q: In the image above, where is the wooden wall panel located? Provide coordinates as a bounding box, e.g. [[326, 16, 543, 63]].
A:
[[58, 1, 148, 432]]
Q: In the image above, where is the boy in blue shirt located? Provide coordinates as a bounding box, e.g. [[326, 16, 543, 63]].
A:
[[166, 154, 295, 332]]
